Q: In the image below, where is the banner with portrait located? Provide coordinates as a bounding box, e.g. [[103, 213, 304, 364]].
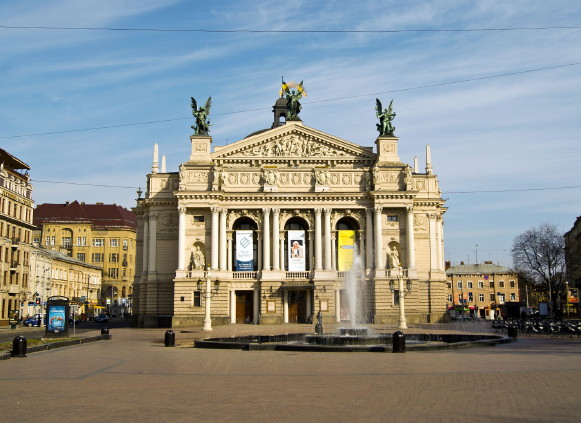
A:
[[236, 230, 254, 271], [287, 230, 306, 271], [337, 230, 355, 271]]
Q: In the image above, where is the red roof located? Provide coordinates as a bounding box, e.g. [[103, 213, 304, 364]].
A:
[[34, 201, 136, 230]]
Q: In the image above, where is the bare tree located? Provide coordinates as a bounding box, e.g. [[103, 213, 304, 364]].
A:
[[512, 223, 566, 316]]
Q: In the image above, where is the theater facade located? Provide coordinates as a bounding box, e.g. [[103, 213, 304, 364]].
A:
[[133, 96, 447, 328]]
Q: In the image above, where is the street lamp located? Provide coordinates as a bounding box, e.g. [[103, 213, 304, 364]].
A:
[[197, 276, 220, 331], [389, 270, 412, 329]]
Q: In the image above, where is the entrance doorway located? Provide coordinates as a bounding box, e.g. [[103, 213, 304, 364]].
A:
[[288, 290, 308, 323], [235, 291, 254, 324]]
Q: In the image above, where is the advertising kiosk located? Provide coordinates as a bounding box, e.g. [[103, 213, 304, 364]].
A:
[[44, 296, 70, 338]]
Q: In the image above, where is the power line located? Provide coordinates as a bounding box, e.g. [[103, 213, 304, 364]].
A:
[[31, 178, 581, 194], [2, 62, 580, 139], [1, 25, 580, 33]]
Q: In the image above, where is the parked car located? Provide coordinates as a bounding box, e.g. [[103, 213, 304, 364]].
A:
[[94, 314, 109, 323], [23, 314, 43, 327]]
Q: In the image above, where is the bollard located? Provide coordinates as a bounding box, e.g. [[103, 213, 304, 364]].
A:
[[392, 331, 406, 353], [507, 326, 518, 340], [101, 327, 110, 339], [11, 336, 27, 357], [164, 330, 175, 347]]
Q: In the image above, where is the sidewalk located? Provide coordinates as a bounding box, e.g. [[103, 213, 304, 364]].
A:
[[1, 322, 581, 422]]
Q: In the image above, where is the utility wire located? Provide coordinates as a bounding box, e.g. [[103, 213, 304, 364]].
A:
[[2, 62, 580, 139], [31, 178, 581, 194], [1, 25, 580, 33]]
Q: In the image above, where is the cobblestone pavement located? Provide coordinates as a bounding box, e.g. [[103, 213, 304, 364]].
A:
[[1, 323, 581, 423]]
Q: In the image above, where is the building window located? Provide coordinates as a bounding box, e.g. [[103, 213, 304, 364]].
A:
[[447, 294, 452, 302], [446, 282, 451, 289], [499, 281, 505, 288], [490, 294, 495, 301], [108, 268, 119, 278], [478, 281, 484, 289], [457, 294, 463, 303], [76, 236, 86, 246], [509, 280, 515, 288], [123, 239, 128, 250], [467, 281, 473, 289], [193, 216, 205, 222], [62, 237, 72, 247], [92, 238, 105, 247], [387, 215, 398, 222], [468, 292, 473, 301], [110, 253, 119, 263], [498, 294, 505, 303], [193, 291, 201, 307], [457, 281, 462, 289], [110, 239, 119, 247], [479, 294, 485, 302], [489, 281, 494, 288], [77, 253, 86, 262], [92, 253, 103, 263]]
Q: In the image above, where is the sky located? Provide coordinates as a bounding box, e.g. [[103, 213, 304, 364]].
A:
[[1, 0, 580, 268]]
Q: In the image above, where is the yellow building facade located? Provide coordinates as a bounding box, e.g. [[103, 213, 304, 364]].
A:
[[446, 261, 520, 320], [33, 202, 136, 315]]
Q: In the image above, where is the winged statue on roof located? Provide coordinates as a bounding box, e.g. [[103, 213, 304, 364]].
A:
[[281, 80, 306, 120], [191, 96, 212, 136], [375, 98, 396, 137]]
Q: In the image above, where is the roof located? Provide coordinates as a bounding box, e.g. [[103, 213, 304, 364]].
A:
[[0, 148, 30, 170], [446, 263, 515, 276], [31, 246, 103, 271], [34, 201, 136, 230]]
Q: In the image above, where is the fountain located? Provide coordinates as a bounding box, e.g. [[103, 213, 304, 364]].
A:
[[193, 247, 513, 352]]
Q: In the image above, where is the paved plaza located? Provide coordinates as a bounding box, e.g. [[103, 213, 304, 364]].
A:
[[1, 322, 581, 423]]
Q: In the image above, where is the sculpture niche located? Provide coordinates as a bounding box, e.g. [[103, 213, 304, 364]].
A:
[[191, 96, 212, 136], [375, 98, 396, 137], [281, 80, 306, 120]]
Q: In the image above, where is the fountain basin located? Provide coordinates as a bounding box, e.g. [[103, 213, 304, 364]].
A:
[[193, 332, 512, 352]]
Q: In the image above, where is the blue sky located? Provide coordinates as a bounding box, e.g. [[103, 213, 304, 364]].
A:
[[1, 0, 580, 268]]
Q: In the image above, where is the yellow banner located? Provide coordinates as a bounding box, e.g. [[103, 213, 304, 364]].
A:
[[338, 230, 355, 271]]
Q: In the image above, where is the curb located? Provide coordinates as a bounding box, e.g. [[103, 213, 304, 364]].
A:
[[1, 334, 111, 360]]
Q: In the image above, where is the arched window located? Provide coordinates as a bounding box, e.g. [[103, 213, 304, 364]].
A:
[[284, 218, 310, 271], [336, 217, 360, 271], [232, 217, 258, 271]]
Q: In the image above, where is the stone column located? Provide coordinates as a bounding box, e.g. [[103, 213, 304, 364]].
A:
[[230, 290, 236, 324], [227, 235, 233, 271], [335, 289, 341, 323], [374, 206, 383, 269], [365, 208, 373, 269], [280, 237, 285, 272], [331, 234, 337, 271], [306, 291, 312, 320], [283, 290, 289, 323], [429, 213, 437, 270], [324, 208, 332, 270], [272, 208, 280, 270], [314, 208, 322, 270], [262, 208, 271, 271], [438, 216, 445, 270], [148, 213, 157, 274], [406, 206, 416, 269], [142, 216, 149, 277], [219, 209, 227, 271], [211, 208, 220, 270], [178, 206, 186, 270], [253, 288, 260, 324]]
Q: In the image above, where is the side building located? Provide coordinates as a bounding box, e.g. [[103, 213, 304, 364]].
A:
[[133, 94, 448, 328], [446, 261, 520, 320], [0, 149, 34, 326], [33, 201, 136, 315], [28, 246, 102, 320]]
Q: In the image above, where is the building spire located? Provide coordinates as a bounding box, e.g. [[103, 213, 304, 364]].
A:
[[425, 144, 433, 175], [152, 143, 159, 174]]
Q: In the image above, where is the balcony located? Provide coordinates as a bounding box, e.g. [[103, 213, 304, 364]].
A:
[[10, 261, 19, 269]]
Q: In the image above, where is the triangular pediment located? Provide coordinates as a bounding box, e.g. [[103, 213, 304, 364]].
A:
[[212, 122, 375, 162]]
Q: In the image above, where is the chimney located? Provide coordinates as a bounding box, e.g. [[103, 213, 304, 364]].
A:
[[445, 261, 451, 270], [484, 261, 493, 264], [460, 261, 465, 265]]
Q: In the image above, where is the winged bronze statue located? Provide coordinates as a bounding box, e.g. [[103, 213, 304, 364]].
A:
[[376, 98, 396, 137], [191, 96, 212, 136], [281, 80, 306, 120]]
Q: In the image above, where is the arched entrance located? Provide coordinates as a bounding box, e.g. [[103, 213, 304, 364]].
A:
[[232, 217, 259, 324]]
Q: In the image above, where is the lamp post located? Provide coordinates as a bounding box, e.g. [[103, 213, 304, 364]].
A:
[[198, 272, 220, 332], [389, 269, 411, 330]]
